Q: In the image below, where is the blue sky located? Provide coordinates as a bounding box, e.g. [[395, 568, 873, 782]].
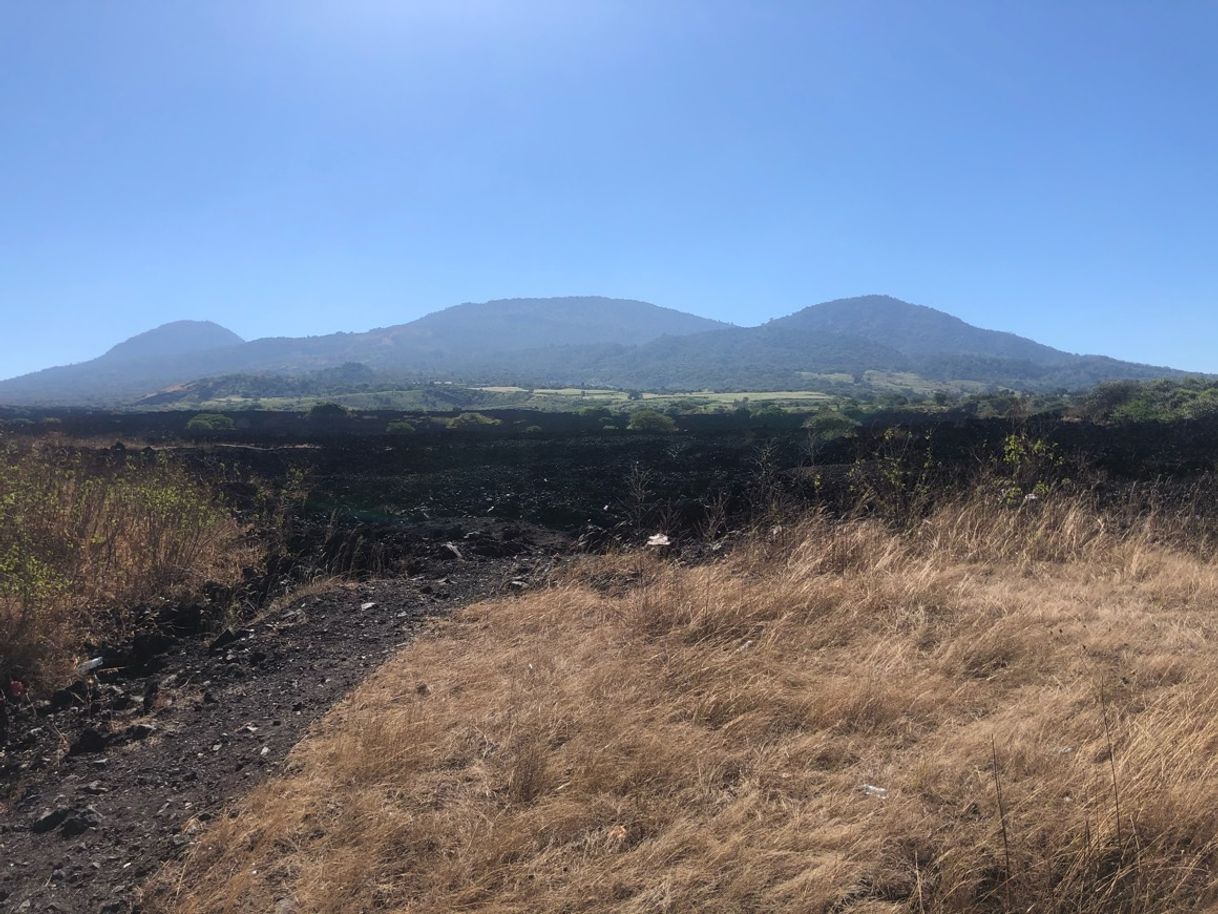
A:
[[2, 1, 1217, 376]]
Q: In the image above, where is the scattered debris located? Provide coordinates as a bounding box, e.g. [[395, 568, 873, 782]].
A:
[[76, 657, 105, 676]]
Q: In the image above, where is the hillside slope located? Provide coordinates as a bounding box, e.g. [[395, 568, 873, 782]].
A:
[[0, 298, 727, 405], [0, 295, 1190, 404], [771, 294, 1073, 364], [101, 320, 245, 362], [369, 296, 730, 355], [595, 295, 1178, 392]]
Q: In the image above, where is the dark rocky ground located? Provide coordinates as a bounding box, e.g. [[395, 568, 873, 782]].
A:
[[0, 522, 564, 914]]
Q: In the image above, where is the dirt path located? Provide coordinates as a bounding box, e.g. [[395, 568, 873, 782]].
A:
[[0, 535, 555, 914]]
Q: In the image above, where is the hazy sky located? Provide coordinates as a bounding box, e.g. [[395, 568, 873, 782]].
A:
[[3, 1, 1217, 376]]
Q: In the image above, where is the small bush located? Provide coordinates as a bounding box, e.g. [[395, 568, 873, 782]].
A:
[[628, 410, 677, 433], [386, 420, 416, 434], [308, 402, 349, 420], [448, 412, 501, 430], [186, 412, 235, 433]]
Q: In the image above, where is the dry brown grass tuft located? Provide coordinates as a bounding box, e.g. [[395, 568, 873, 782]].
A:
[[154, 493, 1218, 913], [0, 442, 254, 687]]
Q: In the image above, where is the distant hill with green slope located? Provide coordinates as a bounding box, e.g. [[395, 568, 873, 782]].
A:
[[0, 295, 1193, 406]]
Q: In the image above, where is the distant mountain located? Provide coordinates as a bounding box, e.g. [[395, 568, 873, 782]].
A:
[[369, 297, 729, 355], [769, 295, 1072, 364], [0, 298, 727, 405], [0, 295, 1193, 406], [445, 296, 1188, 392], [102, 320, 245, 362], [0, 320, 248, 405]]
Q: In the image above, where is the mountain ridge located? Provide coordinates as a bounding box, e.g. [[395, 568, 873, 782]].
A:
[[0, 295, 1194, 405]]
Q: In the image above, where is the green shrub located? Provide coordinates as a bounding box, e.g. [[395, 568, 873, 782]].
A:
[[448, 412, 501, 430], [308, 402, 349, 420], [386, 420, 416, 434], [186, 412, 235, 433], [628, 410, 677, 433]]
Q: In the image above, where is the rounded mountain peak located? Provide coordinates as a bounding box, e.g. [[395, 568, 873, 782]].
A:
[[102, 320, 244, 362]]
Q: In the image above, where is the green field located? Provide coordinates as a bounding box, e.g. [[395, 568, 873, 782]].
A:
[[190, 385, 841, 414]]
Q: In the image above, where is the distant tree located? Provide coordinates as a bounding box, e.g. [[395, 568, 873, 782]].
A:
[[628, 410, 677, 433], [803, 410, 858, 439], [1080, 381, 1141, 421], [672, 398, 706, 412], [308, 402, 349, 420], [386, 419, 416, 434], [801, 410, 858, 463], [448, 412, 501, 430], [186, 412, 235, 433], [751, 404, 787, 421], [626, 390, 644, 401]]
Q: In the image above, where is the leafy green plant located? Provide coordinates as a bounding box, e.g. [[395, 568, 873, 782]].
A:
[[998, 431, 1064, 504], [448, 412, 501, 430], [308, 402, 349, 420], [848, 427, 938, 526], [386, 419, 416, 434], [186, 412, 235, 433], [802, 409, 859, 464], [628, 410, 676, 433]]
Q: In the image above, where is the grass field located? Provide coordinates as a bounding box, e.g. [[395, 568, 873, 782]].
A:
[[193, 386, 837, 414], [152, 488, 1218, 913]]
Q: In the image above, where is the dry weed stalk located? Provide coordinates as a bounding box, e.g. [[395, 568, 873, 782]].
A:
[[0, 441, 252, 686]]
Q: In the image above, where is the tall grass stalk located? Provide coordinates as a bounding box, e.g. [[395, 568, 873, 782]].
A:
[[0, 442, 252, 687]]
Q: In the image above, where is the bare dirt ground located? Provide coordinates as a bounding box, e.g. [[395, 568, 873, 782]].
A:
[[0, 525, 560, 914]]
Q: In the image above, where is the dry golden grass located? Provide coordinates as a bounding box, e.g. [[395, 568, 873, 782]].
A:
[[0, 442, 253, 687], [154, 495, 1218, 913]]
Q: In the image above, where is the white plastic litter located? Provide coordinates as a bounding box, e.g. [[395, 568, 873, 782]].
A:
[[861, 784, 889, 799], [77, 657, 105, 675], [646, 533, 671, 547]]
